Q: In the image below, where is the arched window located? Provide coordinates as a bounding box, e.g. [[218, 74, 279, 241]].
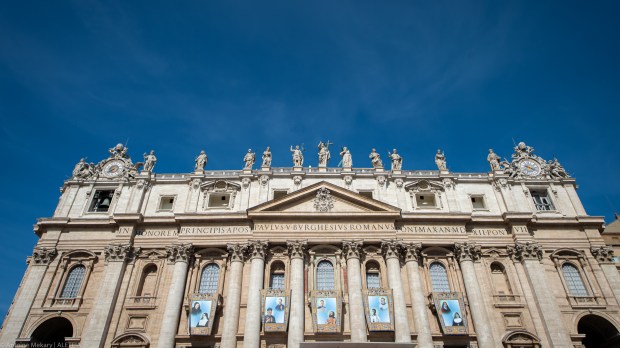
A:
[[490, 262, 513, 295], [199, 263, 220, 294], [365, 261, 381, 289], [270, 261, 285, 290], [136, 264, 158, 297], [562, 263, 588, 296], [60, 265, 86, 298], [429, 262, 450, 293], [316, 260, 335, 290]]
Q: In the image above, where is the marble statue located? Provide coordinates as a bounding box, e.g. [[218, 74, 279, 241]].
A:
[[435, 149, 447, 171], [512, 142, 534, 160], [317, 140, 332, 167], [262, 147, 272, 167], [339, 147, 352, 168], [290, 145, 304, 167], [487, 149, 502, 171], [243, 149, 256, 170], [547, 158, 569, 178], [370, 148, 384, 169], [72, 158, 94, 179], [143, 150, 157, 172], [386, 149, 401, 170], [195, 150, 208, 171], [109, 143, 129, 159]]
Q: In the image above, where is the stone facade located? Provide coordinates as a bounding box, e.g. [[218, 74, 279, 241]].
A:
[[2, 143, 620, 348]]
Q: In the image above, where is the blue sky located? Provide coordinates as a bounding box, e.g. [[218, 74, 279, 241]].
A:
[[1, 1, 619, 317]]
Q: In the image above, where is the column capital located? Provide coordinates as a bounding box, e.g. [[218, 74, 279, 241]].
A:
[[247, 240, 269, 260], [31, 247, 57, 266], [454, 242, 481, 263], [104, 243, 136, 262], [343, 240, 364, 260], [507, 242, 543, 262], [166, 243, 194, 263], [402, 242, 422, 262], [286, 240, 308, 259], [381, 239, 401, 260], [591, 246, 614, 264], [227, 243, 247, 263]]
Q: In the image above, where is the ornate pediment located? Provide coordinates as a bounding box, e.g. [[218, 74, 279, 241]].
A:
[[248, 181, 400, 217], [404, 179, 446, 193]]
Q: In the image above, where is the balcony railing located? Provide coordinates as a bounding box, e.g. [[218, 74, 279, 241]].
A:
[[126, 296, 157, 308], [568, 295, 605, 308]]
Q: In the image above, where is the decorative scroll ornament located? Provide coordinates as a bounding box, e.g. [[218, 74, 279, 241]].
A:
[[343, 175, 353, 187], [293, 175, 303, 187], [31, 247, 58, 265], [381, 239, 401, 260], [286, 240, 308, 259], [166, 243, 194, 263], [342, 240, 364, 260], [507, 242, 543, 262], [227, 243, 247, 263], [454, 242, 481, 263], [591, 246, 614, 264], [247, 240, 269, 260], [259, 175, 270, 187], [104, 243, 135, 262], [241, 177, 251, 189], [313, 188, 334, 212]]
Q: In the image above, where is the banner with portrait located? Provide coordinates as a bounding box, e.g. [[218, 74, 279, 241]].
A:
[[363, 289, 394, 331], [310, 290, 342, 333], [188, 293, 218, 336], [261, 289, 290, 332], [432, 292, 468, 335]]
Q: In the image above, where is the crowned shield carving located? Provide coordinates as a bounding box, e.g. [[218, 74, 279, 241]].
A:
[[313, 188, 334, 212]]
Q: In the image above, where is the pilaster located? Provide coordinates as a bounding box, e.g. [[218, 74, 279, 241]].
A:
[[342, 240, 366, 342], [244, 241, 269, 348], [380, 240, 411, 343], [221, 244, 247, 348], [287, 240, 308, 348]]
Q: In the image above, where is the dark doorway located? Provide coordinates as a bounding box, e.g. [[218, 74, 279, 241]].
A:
[[578, 314, 620, 348], [30, 317, 73, 347]]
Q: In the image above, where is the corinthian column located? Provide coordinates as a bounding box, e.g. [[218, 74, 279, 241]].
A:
[[221, 244, 247, 348], [287, 240, 307, 348], [243, 241, 268, 348], [82, 244, 135, 348], [0, 247, 57, 347], [157, 243, 194, 348], [381, 240, 411, 342], [454, 242, 496, 348], [402, 243, 433, 348], [507, 242, 572, 347], [591, 246, 620, 305], [342, 240, 366, 342]]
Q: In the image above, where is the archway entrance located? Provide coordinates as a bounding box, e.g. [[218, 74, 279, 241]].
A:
[[578, 314, 620, 348], [30, 317, 73, 347]]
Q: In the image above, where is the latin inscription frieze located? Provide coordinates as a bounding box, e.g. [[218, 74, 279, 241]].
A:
[[180, 226, 251, 235], [399, 226, 466, 234], [469, 228, 509, 236], [253, 223, 395, 232]]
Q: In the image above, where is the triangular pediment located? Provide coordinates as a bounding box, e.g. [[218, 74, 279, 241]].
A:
[[248, 181, 400, 218]]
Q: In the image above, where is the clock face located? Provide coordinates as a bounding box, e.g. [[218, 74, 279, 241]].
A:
[[103, 160, 125, 177], [519, 160, 541, 176]]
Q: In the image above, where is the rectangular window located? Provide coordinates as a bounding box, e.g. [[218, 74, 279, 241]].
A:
[[531, 190, 554, 211], [89, 190, 114, 212], [471, 195, 486, 210], [208, 193, 231, 208], [366, 273, 380, 289], [359, 191, 374, 199], [416, 194, 437, 208], [270, 273, 285, 290], [158, 196, 175, 211], [273, 190, 288, 200]]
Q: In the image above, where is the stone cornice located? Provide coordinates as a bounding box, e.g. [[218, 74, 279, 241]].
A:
[[507, 242, 543, 262], [286, 240, 308, 260], [591, 246, 614, 264], [247, 240, 269, 260], [454, 242, 481, 263], [381, 239, 401, 260], [31, 247, 58, 266], [402, 242, 422, 262], [227, 243, 247, 263], [104, 243, 137, 262], [166, 243, 194, 263], [342, 240, 364, 260]]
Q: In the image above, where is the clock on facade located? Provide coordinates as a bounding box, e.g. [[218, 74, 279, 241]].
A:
[[519, 159, 541, 176], [102, 160, 125, 178]]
